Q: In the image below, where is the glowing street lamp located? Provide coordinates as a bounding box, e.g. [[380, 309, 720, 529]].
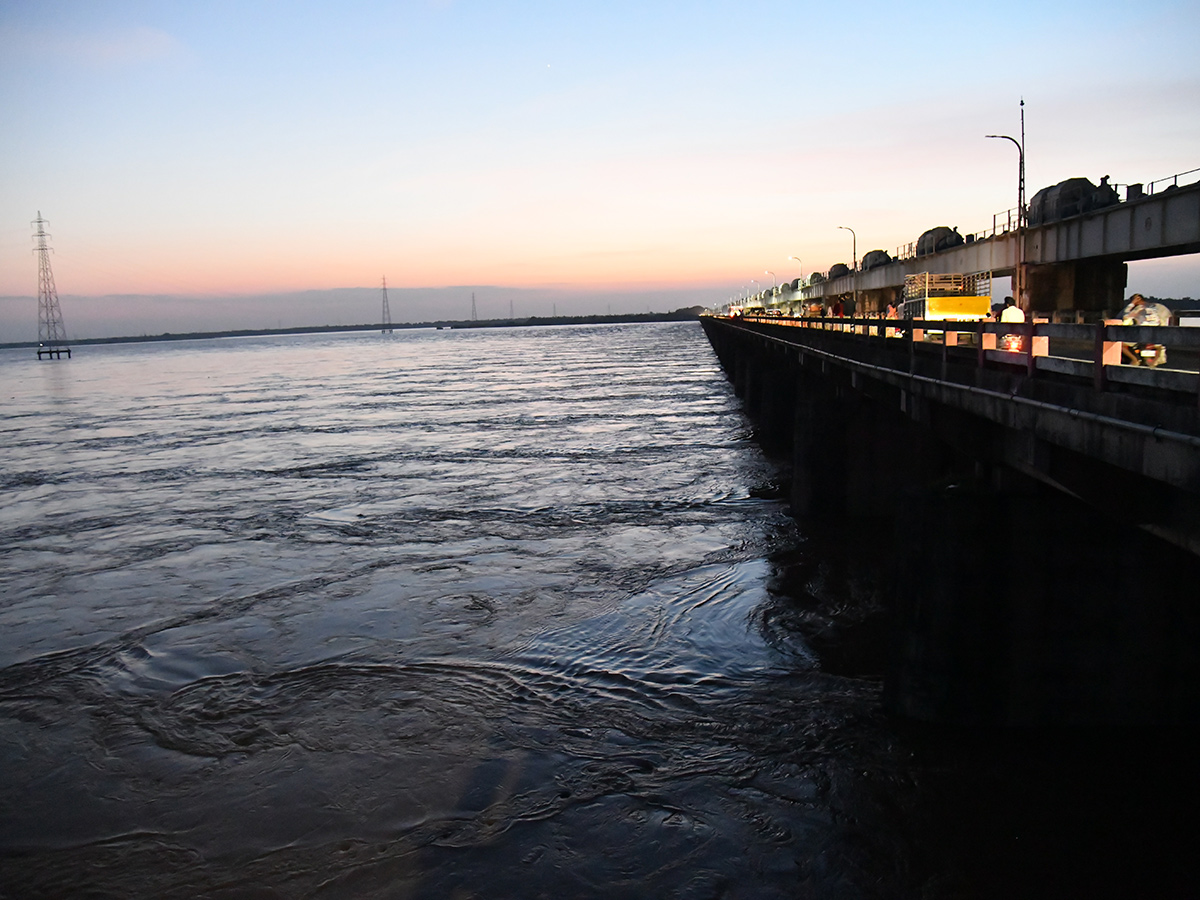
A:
[[788, 256, 802, 283], [765, 270, 776, 290]]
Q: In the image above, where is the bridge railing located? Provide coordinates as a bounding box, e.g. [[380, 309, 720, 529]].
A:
[[735, 313, 1200, 402], [1114, 166, 1200, 201], [889, 206, 1022, 261]]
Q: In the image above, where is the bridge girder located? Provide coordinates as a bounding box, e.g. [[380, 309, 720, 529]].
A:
[[802, 180, 1200, 310]]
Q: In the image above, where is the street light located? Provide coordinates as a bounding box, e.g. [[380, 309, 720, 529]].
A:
[[765, 270, 776, 290], [788, 256, 802, 283], [749, 279, 758, 303], [986, 99, 1027, 310], [837, 226, 858, 314]]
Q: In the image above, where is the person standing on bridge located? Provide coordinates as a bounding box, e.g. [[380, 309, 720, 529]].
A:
[[1000, 296, 1025, 323]]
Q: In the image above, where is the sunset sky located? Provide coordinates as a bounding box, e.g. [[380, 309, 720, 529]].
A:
[[2, 0, 1198, 336]]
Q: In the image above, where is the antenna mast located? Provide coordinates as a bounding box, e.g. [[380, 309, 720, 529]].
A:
[[471, 292, 478, 322], [1017, 98, 1027, 310], [381, 276, 393, 333], [33, 212, 70, 360]]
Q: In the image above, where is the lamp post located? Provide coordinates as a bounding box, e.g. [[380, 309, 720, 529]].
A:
[[837, 225, 857, 314], [765, 270, 776, 289], [749, 279, 758, 302], [986, 99, 1026, 310], [789, 256, 804, 314]]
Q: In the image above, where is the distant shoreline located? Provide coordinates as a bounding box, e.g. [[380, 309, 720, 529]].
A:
[[0, 309, 705, 350]]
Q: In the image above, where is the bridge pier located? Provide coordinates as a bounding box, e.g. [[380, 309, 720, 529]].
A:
[[1025, 258, 1128, 317], [789, 377, 847, 519], [886, 477, 1200, 724], [756, 348, 796, 452], [789, 370, 952, 523]]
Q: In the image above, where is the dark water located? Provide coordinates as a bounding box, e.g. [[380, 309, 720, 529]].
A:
[[0, 324, 1194, 898]]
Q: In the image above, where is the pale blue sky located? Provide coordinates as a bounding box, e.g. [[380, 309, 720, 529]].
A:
[[2, 0, 1198, 334]]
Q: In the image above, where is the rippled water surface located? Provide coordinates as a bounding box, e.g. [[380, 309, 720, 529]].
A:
[[1, 324, 1191, 899]]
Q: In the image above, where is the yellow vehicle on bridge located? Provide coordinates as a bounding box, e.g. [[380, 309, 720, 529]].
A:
[[901, 272, 992, 321]]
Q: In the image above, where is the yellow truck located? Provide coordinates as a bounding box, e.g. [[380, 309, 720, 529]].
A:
[[901, 272, 992, 321]]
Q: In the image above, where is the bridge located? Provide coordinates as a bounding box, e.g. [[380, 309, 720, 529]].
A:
[[774, 169, 1200, 318], [701, 313, 1200, 725]]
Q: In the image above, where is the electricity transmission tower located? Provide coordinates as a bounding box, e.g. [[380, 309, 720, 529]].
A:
[[380, 276, 392, 333], [471, 292, 478, 322], [32, 212, 70, 359]]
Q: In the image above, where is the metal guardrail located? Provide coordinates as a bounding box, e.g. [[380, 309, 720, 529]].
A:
[[1123, 166, 1200, 199], [711, 315, 1200, 456], [731, 313, 1200, 405]]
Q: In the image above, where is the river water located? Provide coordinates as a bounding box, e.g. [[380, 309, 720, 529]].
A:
[[0, 323, 1193, 898]]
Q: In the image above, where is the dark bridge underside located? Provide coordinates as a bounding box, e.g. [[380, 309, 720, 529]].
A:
[[702, 316, 1200, 725]]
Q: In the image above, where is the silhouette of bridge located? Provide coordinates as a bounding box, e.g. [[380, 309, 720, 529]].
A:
[[797, 171, 1200, 318], [701, 313, 1200, 724]]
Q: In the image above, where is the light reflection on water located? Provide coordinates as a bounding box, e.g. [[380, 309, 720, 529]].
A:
[[2, 324, 1185, 898]]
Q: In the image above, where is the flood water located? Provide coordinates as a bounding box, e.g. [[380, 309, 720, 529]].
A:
[[1, 323, 1195, 898]]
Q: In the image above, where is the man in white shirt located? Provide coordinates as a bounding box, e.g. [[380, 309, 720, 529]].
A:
[[1000, 296, 1025, 323]]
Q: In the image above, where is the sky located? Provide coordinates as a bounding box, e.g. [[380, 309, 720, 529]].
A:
[[1, 0, 1198, 338]]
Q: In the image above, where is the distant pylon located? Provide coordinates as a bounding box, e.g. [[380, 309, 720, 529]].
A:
[[381, 276, 393, 333], [471, 292, 478, 322], [509, 299, 514, 319], [32, 212, 70, 360]]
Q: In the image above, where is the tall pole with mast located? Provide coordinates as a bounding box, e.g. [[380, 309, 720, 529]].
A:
[[32, 212, 70, 360], [837, 226, 857, 314], [987, 99, 1026, 311], [380, 276, 393, 333]]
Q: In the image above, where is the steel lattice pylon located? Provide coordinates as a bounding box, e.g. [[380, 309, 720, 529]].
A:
[[33, 212, 71, 360], [381, 275, 393, 333]]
